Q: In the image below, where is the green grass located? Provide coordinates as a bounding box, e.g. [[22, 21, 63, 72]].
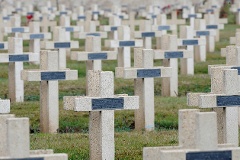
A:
[[1, 11, 240, 159]]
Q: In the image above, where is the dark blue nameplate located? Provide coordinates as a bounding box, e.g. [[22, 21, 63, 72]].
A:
[[119, 41, 135, 47], [137, 69, 161, 78], [65, 27, 74, 32], [188, 14, 197, 18], [182, 6, 188, 9], [54, 42, 71, 48], [238, 9, 240, 12], [30, 34, 44, 39], [12, 28, 24, 33], [206, 9, 214, 13], [217, 95, 240, 106], [16, 8, 22, 11], [41, 72, 66, 80], [27, 12, 34, 15], [186, 150, 231, 160], [40, 17, 43, 21], [212, 5, 217, 8], [196, 31, 210, 36], [182, 40, 198, 46], [111, 26, 118, 31], [119, 15, 124, 19], [158, 25, 170, 31], [92, 11, 100, 15], [141, 32, 155, 37], [0, 43, 4, 49], [88, 53, 107, 60], [231, 67, 240, 75], [78, 16, 86, 20], [92, 98, 124, 110], [60, 11, 67, 15], [3, 16, 9, 20], [86, 33, 100, 36], [9, 55, 29, 62], [206, 25, 218, 29], [48, 7, 53, 11], [164, 51, 183, 59], [152, 15, 157, 19]]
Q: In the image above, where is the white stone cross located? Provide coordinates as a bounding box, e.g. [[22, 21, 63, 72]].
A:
[[182, 6, 202, 27], [115, 48, 172, 131], [19, 21, 52, 64], [154, 34, 193, 97], [55, 4, 72, 16], [143, 109, 240, 160], [0, 114, 68, 159], [178, 25, 206, 75], [105, 26, 143, 67], [222, 31, 240, 57], [41, 27, 79, 69], [71, 6, 86, 22], [194, 19, 216, 53], [0, 37, 38, 102], [4, 15, 29, 37], [134, 20, 162, 49], [21, 50, 78, 133], [122, 12, 141, 38], [64, 70, 139, 160], [167, 10, 186, 25], [40, 14, 57, 33], [100, 16, 122, 40], [188, 68, 239, 147], [230, 2, 240, 25]]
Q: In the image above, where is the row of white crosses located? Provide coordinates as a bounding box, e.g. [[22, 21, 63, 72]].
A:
[[0, 99, 68, 159]]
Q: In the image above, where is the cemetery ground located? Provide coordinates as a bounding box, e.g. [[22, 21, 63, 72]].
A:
[[0, 16, 238, 159]]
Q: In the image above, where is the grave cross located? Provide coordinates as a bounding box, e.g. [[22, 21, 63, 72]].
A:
[[55, 4, 72, 16], [194, 19, 216, 53], [230, 2, 240, 25], [41, 27, 79, 69], [64, 70, 139, 160], [154, 35, 192, 97], [4, 15, 29, 37], [105, 26, 143, 68], [0, 37, 38, 102], [222, 31, 240, 57], [115, 48, 172, 131], [167, 10, 186, 25], [188, 67, 239, 147], [182, 7, 202, 27], [122, 12, 141, 38], [134, 20, 162, 49], [143, 109, 240, 160], [178, 25, 206, 75], [19, 21, 52, 64], [100, 16, 122, 40], [71, 6, 86, 22], [21, 50, 78, 133], [0, 114, 68, 159], [40, 14, 57, 33]]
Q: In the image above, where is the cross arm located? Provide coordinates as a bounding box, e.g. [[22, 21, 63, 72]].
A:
[[115, 67, 172, 79], [134, 31, 162, 38], [100, 26, 119, 32], [0, 53, 39, 63], [178, 38, 206, 46], [19, 33, 52, 40], [105, 40, 143, 48], [71, 51, 117, 61], [41, 41, 79, 49], [63, 95, 139, 111], [63, 26, 83, 32], [29, 153, 68, 159], [21, 70, 78, 81], [73, 32, 107, 39], [154, 50, 192, 59], [152, 25, 177, 31], [4, 27, 29, 33], [194, 30, 216, 37], [182, 13, 202, 19]]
